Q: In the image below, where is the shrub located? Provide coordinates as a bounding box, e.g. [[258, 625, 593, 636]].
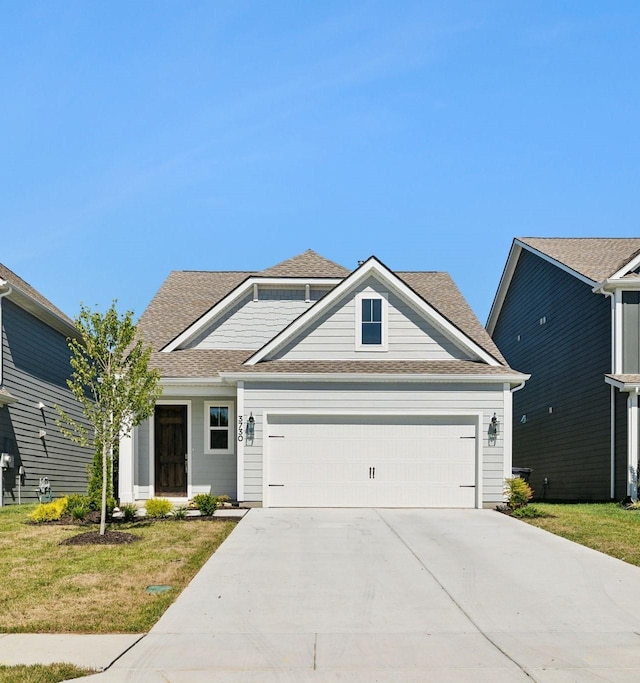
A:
[[504, 477, 533, 510], [66, 494, 92, 521], [171, 505, 188, 520], [144, 498, 173, 519], [511, 505, 546, 519], [29, 497, 69, 523], [120, 503, 139, 522], [191, 493, 218, 516]]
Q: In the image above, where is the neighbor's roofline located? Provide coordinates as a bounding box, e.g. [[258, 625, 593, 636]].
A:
[[0, 279, 79, 340], [486, 238, 597, 335]]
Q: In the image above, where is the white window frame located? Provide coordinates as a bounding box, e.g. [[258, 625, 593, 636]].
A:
[[204, 402, 235, 455], [355, 291, 388, 351]]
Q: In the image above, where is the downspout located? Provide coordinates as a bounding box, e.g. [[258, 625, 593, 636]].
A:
[[0, 280, 13, 386]]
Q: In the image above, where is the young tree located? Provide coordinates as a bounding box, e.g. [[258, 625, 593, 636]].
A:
[[57, 302, 161, 535]]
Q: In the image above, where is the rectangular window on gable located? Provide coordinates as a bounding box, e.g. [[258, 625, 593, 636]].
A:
[[205, 403, 234, 454], [356, 292, 387, 350], [362, 298, 382, 344]]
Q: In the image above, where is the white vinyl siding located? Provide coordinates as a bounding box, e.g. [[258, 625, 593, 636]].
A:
[[242, 381, 506, 506], [272, 278, 473, 361], [190, 288, 332, 350]]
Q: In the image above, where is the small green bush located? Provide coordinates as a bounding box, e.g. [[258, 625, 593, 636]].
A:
[[171, 505, 188, 520], [504, 477, 533, 510], [191, 493, 218, 516], [66, 494, 92, 521], [144, 498, 173, 519], [120, 503, 138, 522], [29, 497, 69, 523], [511, 505, 546, 518]]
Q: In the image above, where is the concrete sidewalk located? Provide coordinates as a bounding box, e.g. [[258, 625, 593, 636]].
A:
[[0, 634, 143, 671], [68, 508, 640, 682]]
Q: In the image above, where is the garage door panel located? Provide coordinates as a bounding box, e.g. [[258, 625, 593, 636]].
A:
[[266, 416, 478, 508]]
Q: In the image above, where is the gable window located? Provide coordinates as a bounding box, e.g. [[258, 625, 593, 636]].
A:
[[205, 403, 234, 454], [356, 292, 387, 350], [362, 298, 382, 344]]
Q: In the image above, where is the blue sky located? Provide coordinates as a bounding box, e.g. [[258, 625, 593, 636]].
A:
[[2, 1, 639, 325]]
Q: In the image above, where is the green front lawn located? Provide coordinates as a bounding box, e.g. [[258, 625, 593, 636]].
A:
[[521, 502, 640, 566], [0, 504, 236, 633]]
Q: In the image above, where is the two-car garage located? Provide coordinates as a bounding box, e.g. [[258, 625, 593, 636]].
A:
[[264, 414, 480, 508]]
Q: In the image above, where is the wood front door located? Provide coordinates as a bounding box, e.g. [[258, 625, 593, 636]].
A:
[[155, 405, 187, 495]]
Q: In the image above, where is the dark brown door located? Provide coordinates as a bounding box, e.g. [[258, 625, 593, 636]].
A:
[[155, 405, 187, 495]]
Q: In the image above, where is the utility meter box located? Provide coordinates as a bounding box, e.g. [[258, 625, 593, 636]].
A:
[[0, 453, 13, 469]]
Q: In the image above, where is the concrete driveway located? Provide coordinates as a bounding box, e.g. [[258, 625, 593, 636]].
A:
[[83, 508, 640, 682]]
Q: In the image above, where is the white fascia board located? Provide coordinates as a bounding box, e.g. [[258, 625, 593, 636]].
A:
[[486, 241, 521, 335], [162, 276, 343, 352], [594, 278, 640, 295], [605, 376, 640, 392], [610, 252, 640, 280], [219, 371, 530, 385], [247, 257, 501, 366], [516, 240, 596, 288], [3, 281, 79, 340]]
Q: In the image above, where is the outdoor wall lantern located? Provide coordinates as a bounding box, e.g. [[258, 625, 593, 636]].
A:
[[488, 413, 499, 446], [246, 412, 255, 443]]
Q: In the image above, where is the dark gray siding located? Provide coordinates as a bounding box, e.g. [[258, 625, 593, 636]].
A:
[[1, 300, 93, 504], [492, 249, 612, 501]]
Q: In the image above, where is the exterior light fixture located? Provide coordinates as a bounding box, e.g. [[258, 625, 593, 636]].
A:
[[246, 412, 255, 441], [488, 413, 499, 446]]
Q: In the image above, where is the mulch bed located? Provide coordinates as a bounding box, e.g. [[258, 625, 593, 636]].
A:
[[60, 531, 141, 546]]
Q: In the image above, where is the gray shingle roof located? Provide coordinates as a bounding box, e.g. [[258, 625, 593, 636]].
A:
[[259, 250, 349, 277], [519, 237, 640, 282], [139, 251, 511, 377]]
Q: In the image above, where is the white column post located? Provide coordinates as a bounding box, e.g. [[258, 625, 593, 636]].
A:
[[118, 432, 135, 503], [503, 383, 513, 482], [627, 390, 639, 500], [236, 382, 245, 503]]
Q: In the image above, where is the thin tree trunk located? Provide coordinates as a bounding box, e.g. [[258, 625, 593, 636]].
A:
[[100, 439, 108, 536]]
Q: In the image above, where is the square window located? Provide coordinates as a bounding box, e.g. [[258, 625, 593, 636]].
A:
[[210, 430, 229, 450]]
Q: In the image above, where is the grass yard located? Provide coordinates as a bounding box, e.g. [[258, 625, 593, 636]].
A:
[[0, 664, 93, 683], [521, 502, 640, 567], [0, 505, 236, 633]]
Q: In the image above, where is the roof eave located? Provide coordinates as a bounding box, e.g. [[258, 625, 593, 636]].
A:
[[219, 371, 530, 384]]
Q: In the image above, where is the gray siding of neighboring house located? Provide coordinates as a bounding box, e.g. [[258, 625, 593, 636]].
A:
[[242, 381, 506, 505], [273, 276, 472, 361], [491, 249, 612, 501], [0, 299, 93, 504]]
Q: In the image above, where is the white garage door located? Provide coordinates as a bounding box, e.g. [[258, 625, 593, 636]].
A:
[[265, 415, 477, 508]]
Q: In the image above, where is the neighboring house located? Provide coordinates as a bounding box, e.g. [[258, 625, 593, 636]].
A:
[[488, 237, 640, 502], [119, 250, 528, 509], [0, 265, 93, 505]]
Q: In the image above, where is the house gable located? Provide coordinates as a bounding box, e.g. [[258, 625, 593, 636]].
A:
[[248, 257, 500, 366]]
